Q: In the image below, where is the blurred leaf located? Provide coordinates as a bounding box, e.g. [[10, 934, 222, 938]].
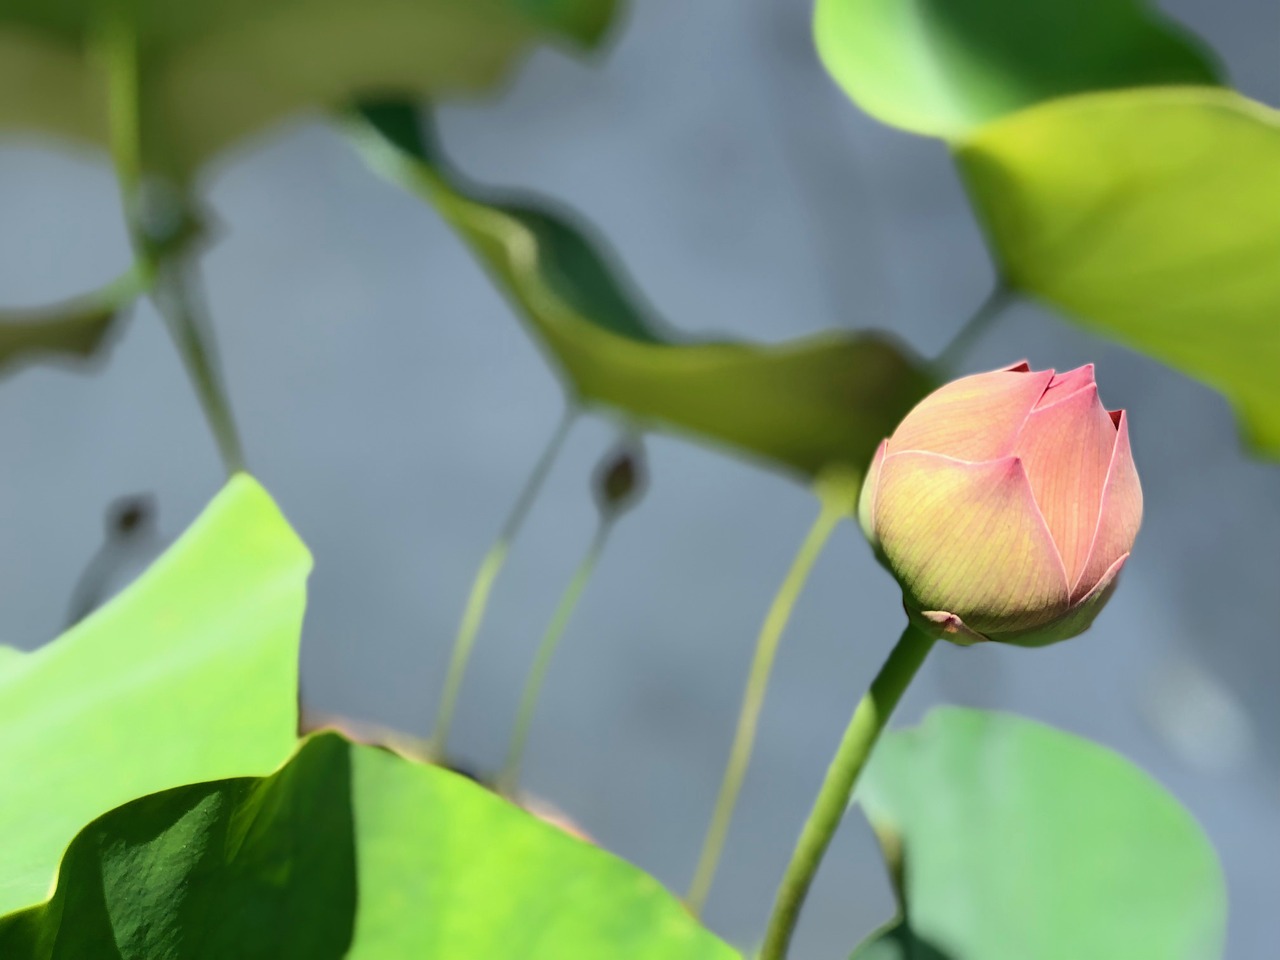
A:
[[0, 732, 741, 960], [0, 475, 309, 916], [0, 305, 115, 371], [349, 101, 935, 479], [958, 87, 1280, 456], [0, 269, 145, 375], [814, 0, 1217, 138], [851, 708, 1226, 960], [0, 0, 616, 171]]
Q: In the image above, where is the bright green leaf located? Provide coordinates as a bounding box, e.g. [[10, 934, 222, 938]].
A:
[[851, 708, 1226, 960], [0, 0, 616, 171], [958, 86, 1280, 456], [814, 0, 1217, 138], [349, 101, 935, 479], [0, 475, 310, 916], [0, 732, 741, 960]]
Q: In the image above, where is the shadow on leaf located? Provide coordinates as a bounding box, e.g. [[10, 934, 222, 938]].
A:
[[851, 918, 955, 960], [0, 735, 357, 960]]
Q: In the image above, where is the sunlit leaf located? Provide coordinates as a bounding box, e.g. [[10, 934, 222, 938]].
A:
[[0, 732, 741, 960], [851, 708, 1226, 960], [349, 101, 935, 479], [958, 86, 1280, 456], [0, 0, 616, 170], [814, 0, 1217, 138], [0, 475, 309, 915]]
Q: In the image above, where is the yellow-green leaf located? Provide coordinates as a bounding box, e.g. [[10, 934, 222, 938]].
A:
[[815, 0, 1217, 138], [349, 101, 935, 480], [0, 475, 309, 915], [0, 0, 616, 170], [958, 87, 1280, 455]]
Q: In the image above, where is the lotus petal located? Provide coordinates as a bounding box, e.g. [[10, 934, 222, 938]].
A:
[[1000, 553, 1129, 647], [1034, 363, 1096, 408], [857, 439, 888, 547], [1076, 412, 1143, 598], [915, 609, 990, 645], [887, 366, 1053, 461], [874, 452, 1070, 633], [1013, 381, 1118, 589]]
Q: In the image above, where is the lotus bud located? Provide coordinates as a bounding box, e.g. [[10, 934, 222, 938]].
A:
[[593, 439, 647, 519], [858, 362, 1141, 646]]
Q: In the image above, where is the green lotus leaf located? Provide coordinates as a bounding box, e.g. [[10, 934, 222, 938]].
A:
[[349, 101, 935, 480], [814, 0, 1217, 138], [0, 0, 616, 171], [0, 732, 740, 960], [0, 475, 309, 915], [958, 86, 1280, 456], [851, 708, 1226, 960]]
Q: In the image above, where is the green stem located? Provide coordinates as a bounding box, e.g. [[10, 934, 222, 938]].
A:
[[100, 8, 244, 475], [686, 497, 845, 916], [498, 518, 612, 796], [150, 261, 246, 474], [429, 407, 577, 760], [99, 9, 144, 217], [933, 285, 1014, 374], [759, 623, 935, 960]]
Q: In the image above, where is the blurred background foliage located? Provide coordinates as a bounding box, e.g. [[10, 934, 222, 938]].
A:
[[0, 0, 1277, 956]]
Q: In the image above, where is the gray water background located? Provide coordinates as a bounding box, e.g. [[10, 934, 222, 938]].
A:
[[1, 1, 1277, 956]]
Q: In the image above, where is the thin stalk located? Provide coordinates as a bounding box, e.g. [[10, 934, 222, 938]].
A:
[[100, 9, 244, 475], [99, 10, 144, 215], [933, 285, 1013, 374], [759, 624, 935, 960], [429, 407, 577, 759], [150, 262, 246, 473], [686, 497, 845, 916], [497, 518, 612, 796]]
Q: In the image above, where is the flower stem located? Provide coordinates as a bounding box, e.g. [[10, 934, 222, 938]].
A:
[[428, 407, 577, 760], [759, 623, 934, 960], [497, 518, 612, 796], [933, 285, 1014, 374], [686, 496, 845, 916]]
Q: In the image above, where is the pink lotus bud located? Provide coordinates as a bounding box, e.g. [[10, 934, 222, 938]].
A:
[[858, 362, 1141, 646]]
